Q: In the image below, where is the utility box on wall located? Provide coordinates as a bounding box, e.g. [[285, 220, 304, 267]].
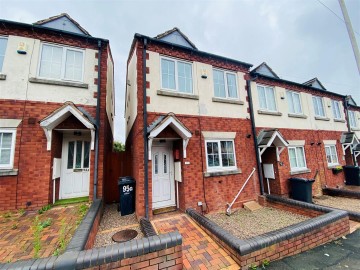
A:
[[175, 161, 182, 182]]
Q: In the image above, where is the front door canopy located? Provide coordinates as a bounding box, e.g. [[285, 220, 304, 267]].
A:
[[257, 129, 289, 163], [340, 132, 359, 155], [147, 113, 192, 160], [39, 102, 96, 151]]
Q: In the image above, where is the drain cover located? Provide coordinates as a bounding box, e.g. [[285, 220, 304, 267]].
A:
[[112, 229, 138, 243]]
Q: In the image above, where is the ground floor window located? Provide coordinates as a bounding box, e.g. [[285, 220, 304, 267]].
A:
[[325, 145, 339, 166], [205, 140, 236, 171], [288, 146, 307, 171], [0, 129, 16, 169]]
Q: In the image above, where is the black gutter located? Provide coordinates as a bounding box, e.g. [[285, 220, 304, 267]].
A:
[[142, 38, 149, 219], [0, 19, 109, 43], [93, 40, 102, 199], [134, 33, 253, 69], [247, 79, 264, 195], [251, 72, 346, 98]]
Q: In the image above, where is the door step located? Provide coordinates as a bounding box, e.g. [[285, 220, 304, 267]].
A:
[[153, 206, 177, 215]]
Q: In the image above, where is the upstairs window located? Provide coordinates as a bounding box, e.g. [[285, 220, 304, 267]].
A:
[[0, 37, 8, 72], [286, 91, 303, 114], [312, 96, 325, 117], [213, 69, 238, 99], [325, 145, 339, 166], [257, 85, 277, 111], [332, 100, 342, 120], [39, 44, 84, 81], [161, 57, 193, 93], [206, 140, 236, 171], [349, 111, 358, 128], [0, 129, 16, 169]]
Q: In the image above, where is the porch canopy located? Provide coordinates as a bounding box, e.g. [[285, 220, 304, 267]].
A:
[[257, 129, 289, 162], [147, 113, 192, 160], [39, 101, 96, 151], [340, 132, 360, 158]]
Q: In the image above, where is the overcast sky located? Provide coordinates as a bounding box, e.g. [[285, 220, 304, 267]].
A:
[[1, 0, 359, 142]]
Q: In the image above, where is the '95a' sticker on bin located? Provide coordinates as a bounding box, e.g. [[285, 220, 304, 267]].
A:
[[123, 185, 133, 194]]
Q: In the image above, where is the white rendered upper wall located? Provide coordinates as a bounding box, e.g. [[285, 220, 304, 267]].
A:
[[250, 81, 348, 132], [1, 35, 98, 106]]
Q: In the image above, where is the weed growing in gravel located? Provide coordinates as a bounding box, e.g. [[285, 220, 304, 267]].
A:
[[261, 259, 270, 269], [249, 263, 258, 270], [33, 216, 43, 258]]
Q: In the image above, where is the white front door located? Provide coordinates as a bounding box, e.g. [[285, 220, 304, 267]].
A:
[[60, 137, 90, 199], [152, 146, 175, 209]]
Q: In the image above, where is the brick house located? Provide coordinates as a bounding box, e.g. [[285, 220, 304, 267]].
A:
[[249, 62, 355, 196], [124, 28, 260, 219], [0, 14, 115, 211]]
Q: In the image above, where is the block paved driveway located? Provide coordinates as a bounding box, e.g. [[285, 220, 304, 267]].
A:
[[153, 213, 240, 270]]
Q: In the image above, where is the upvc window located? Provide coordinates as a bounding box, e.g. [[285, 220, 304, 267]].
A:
[[257, 85, 277, 111], [325, 145, 339, 166], [288, 146, 307, 171], [0, 129, 16, 169], [286, 91, 302, 114], [206, 140, 236, 171], [39, 44, 84, 81], [349, 111, 357, 128], [161, 57, 193, 93], [0, 37, 8, 72], [332, 100, 342, 120], [213, 69, 238, 99], [312, 96, 325, 117]]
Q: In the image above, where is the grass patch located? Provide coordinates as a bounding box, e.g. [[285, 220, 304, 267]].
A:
[[53, 196, 89, 206]]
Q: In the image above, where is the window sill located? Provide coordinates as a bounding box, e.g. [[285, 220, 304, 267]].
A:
[[290, 168, 311, 175], [0, 169, 18, 177], [204, 168, 241, 178], [315, 116, 330, 121], [29, 77, 89, 89], [0, 74, 6, 80], [157, 90, 199, 100], [351, 127, 360, 131], [288, 113, 307, 119], [257, 110, 282, 116], [327, 164, 341, 169], [334, 119, 345, 123], [212, 97, 244, 105]]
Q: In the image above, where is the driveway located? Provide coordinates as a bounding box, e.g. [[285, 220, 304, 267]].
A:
[[267, 228, 360, 270]]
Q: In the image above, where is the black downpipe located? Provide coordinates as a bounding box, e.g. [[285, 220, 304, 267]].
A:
[[93, 40, 102, 199], [246, 79, 265, 195], [142, 38, 149, 219], [344, 96, 357, 165]]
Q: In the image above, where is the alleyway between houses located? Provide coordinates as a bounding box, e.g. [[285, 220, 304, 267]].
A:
[[152, 213, 240, 270]]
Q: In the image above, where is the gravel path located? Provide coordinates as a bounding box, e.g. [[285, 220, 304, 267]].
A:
[[206, 207, 309, 239], [314, 195, 360, 213], [94, 204, 144, 248]]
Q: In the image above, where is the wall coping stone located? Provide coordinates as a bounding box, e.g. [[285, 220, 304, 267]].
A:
[[140, 218, 158, 237], [186, 195, 348, 255]]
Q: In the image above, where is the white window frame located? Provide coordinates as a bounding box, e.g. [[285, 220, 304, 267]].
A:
[[38, 43, 85, 82], [160, 56, 194, 94], [349, 111, 358, 128], [205, 139, 237, 171], [257, 84, 278, 112], [288, 146, 307, 172], [331, 100, 342, 120], [325, 145, 339, 166], [0, 129, 16, 170], [286, 90, 303, 115], [312, 96, 326, 117], [212, 68, 239, 99], [0, 36, 8, 73]]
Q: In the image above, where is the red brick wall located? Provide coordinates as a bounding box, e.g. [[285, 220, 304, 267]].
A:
[[256, 128, 346, 196], [84, 245, 183, 270], [85, 205, 103, 250]]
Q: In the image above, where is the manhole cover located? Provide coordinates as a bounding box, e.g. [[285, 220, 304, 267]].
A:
[[112, 229, 138, 243]]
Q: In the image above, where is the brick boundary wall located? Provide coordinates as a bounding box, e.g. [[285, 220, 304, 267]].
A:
[[186, 195, 349, 269]]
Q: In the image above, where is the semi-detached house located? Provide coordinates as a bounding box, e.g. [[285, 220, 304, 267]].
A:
[[0, 14, 115, 211]]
